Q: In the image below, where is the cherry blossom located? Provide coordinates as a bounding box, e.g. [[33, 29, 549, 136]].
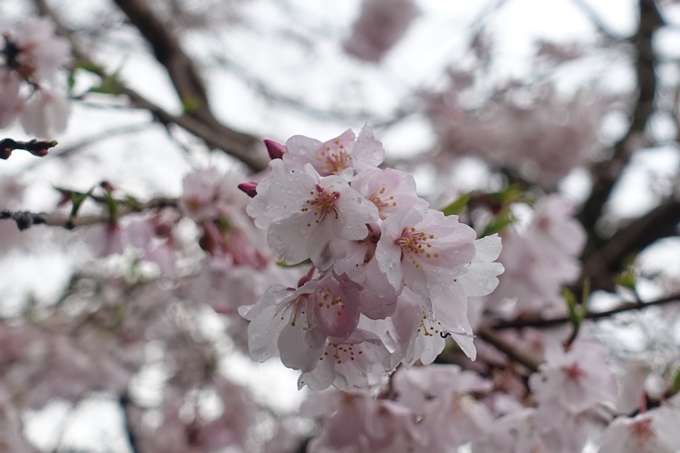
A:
[[375, 207, 477, 297], [598, 406, 680, 453], [8, 17, 71, 81], [259, 164, 379, 268], [282, 126, 385, 178], [529, 338, 618, 419], [343, 0, 420, 63]]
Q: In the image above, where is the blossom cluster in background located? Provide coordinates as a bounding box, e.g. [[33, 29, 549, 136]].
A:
[[0, 18, 71, 138]]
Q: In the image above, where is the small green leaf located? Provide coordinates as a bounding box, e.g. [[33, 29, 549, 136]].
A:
[[181, 95, 203, 114], [670, 367, 680, 396], [89, 73, 121, 95], [563, 287, 581, 332], [125, 195, 142, 211], [490, 184, 523, 205], [217, 216, 233, 231], [481, 209, 515, 237], [441, 191, 473, 216], [66, 188, 94, 217], [276, 258, 312, 268], [614, 268, 637, 292], [72, 60, 104, 73], [104, 191, 119, 221]]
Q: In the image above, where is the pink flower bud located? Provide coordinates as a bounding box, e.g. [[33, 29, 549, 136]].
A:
[[237, 181, 258, 198], [263, 139, 287, 160]]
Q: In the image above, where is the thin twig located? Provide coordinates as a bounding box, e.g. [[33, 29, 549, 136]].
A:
[[476, 325, 541, 372], [33, 0, 267, 173], [569, 0, 626, 41], [0, 138, 58, 160], [0, 197, 177, 230], [491, 292, 680, 330]]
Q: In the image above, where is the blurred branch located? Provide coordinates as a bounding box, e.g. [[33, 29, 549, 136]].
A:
[[22, 123, 156, 171], [119, 394, 139, 453], [569, 0, 626, 41], [110, 0, 266, 168], [578, 0, 663, 246], [476, 325, 541, 372], [580, 196, 680, 291], [33, 0, 268, 173], [0, 197, 177, 230], [491, 292, 680, 329]]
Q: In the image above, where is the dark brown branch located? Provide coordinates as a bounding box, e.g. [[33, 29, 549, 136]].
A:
[[579, 0, 664, 247], [580, 197, 680, 291], [0, 138, 57, 160], [33, 0, 267, 172], [0, 197, 177, 231], [119, 394, 139, 453], [491, 292, 680, 330], [476, 325, 541, 372], [110, 0, 264, 166]]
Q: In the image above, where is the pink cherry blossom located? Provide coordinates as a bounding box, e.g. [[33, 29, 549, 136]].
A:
[[393, 365, 493, 450], [530, 338, 618, 417], [180, 169, 221, 222], [0, 70, 23, 128], [375, 207, 477, 297], [282, 126, 385, 178], [598, 407, 680, 453], [10, 17, 71, 81], [351, 167, 429, 220], [303, 389, 422, 453], [343, 0, 420, 63], [262, 164, 379, 268], [20, 88, 70, 138]]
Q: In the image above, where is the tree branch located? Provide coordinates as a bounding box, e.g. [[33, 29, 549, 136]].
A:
[[491, 292, 680, 330], [476, 325, 541, 372], [579, 196, 680, 292], [33, 0, 268, 173], [578, 0, 663, 248], [110, 0, 265, 166], [0, 138, 58, 160], [0, 197, 177, 231]]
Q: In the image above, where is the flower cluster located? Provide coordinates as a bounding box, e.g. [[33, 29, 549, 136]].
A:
[[487, 195, 586, 317], [0, 18, 71, 137], [240, 126, 504, 390]]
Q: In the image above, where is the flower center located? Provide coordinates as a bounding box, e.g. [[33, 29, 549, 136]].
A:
[[396, 227, 439, 268], [318, 141, 353, 174], [301, 184, 340, 225]]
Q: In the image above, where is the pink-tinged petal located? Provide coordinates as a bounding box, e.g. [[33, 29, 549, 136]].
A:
[[311, 274, 362, 340], [282, 128, 385, 177], [376, 207, 476, 297], [352, 167, 428, 219], [20, 89, 70, 138]]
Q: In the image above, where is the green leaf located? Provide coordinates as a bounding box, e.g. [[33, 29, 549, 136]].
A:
[[481, 209, 515, 237], [89, 73, 121, 95], [276, 258, 312, 268], [72, 60, 104, 73], [670, 367, 680, 396], [441, 191, 473, 216], [563, 287, 581, 332], [181, 95, 203, 114], [614, 268, 637, 292], [125, 195, 142, 211], [217, 216, 233, 231], [489, 184, 523, 205], [104, 191, 119, 221], [56, 187, 94, 217]]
